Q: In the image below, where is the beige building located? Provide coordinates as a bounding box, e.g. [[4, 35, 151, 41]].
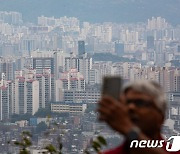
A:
[[60, 69, 85, 90], [14, 77, 39, 115], [51, 102, 87, 115]]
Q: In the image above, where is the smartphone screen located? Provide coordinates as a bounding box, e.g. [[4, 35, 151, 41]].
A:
[[102, 76, 122, 100]]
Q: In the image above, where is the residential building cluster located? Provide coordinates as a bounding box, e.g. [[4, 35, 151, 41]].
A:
[[0, 11, 180, 153]]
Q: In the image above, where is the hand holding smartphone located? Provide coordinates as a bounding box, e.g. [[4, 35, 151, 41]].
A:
[[101, 76, 122, 100]]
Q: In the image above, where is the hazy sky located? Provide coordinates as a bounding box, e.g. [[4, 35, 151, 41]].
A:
[[0, 0, 180, 24]]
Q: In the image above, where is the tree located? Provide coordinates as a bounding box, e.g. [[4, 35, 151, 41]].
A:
[[13, 131, 32, 154], [36, 122, 48, 134], [34, 108, 52, 118], [11, 114, 33, 123]]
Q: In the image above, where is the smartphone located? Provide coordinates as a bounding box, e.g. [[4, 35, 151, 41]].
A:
[[102, 76, 122, 100]]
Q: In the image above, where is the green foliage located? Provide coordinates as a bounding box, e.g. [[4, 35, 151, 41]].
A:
[[85, 135, 107, 153], [19, 150, 30, 154], [23, 137, 32, 146], [11, 108, 69, 124], [97, 136, 107, 146], [42, 123, 63, 154], [84, 150, 90, 154], [34, 108, 69, 118], [34, 108, 52, 118], [43, 137, 63, 154], [36, 122, 48, 134], [92, 141, 101, 152], [13, 125, 106, 154], [45, 144, 57, 154], [11, 113, 33, 122], [13, 131, 32, 154], [22, 131, 32, 138], [57, 136, 63, 150], [59, 143, 63, 150], [57, 137, 63, 154], [93, 53, 137, 63]]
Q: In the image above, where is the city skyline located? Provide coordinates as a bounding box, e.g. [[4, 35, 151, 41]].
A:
[[1, 0, 180, 25], [0, 5, 180, 153]]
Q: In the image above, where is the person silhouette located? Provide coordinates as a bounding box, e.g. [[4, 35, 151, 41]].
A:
[[98, 81, 180, 154]]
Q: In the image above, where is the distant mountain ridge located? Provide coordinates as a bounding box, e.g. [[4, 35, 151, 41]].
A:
[[0, 0, 180, 25]]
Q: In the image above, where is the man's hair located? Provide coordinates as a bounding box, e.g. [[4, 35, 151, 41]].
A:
[[123, 80, 167, 115]]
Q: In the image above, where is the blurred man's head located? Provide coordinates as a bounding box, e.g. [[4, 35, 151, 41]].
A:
[[123, 81, 167, 138]]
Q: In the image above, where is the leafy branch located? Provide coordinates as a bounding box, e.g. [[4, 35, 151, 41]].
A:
[[84, 135, 107, 154], [13, 131, 32, 154]]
